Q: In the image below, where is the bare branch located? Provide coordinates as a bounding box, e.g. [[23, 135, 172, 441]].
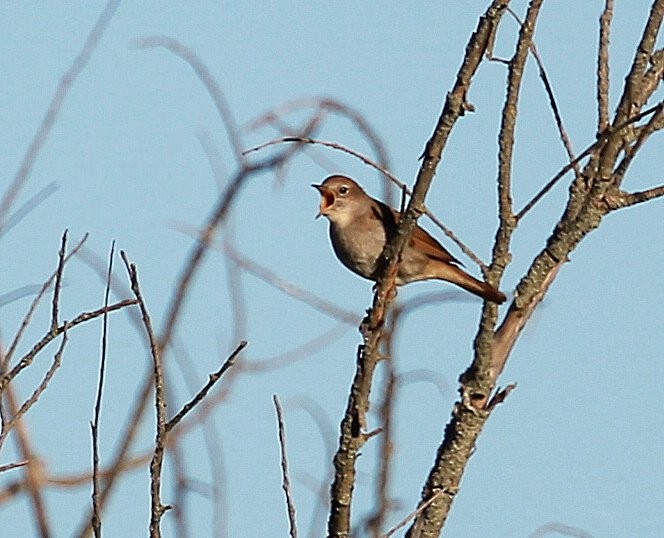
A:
[[327, 2, 512, 536], [223, 241, 359, 325], [598, 0, 664, 180], [407, 2, 542, 535], [120, 252, 168, 537], [171, 343, 229, 537], [0, 461, 28, 474], [638, 48, 664, 108], [50, 230, 68, 332], [612, 101, 664, 186], [3, 233, 88, 373], [91, 241, 116, 537], [383, 489, 447, 538], [159, 120, 315, 357], [273, 395, 299, 538], [0, 333, 69, 451], [165, 341, 246, 433], [613, 0, 664, 127], [516, 102, 662, 220], [4, 385, 53, 537], [507, 8, 580, 176], [0, 299, 136, 393], [602, 183, 664, 210], [246, 97, 394, 203], [597, 0, 614, 133], [623, 184, 664, 207]]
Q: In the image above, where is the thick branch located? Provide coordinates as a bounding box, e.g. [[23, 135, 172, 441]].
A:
[[597, 0, 614, 133], [409, 6, 664, 534], [614, 0, 664, 126], [599, 0, 664, 179], [406, 2, 541, 535]]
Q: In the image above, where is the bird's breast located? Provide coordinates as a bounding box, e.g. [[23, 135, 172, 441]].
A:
[[328, 221, 386, 280]]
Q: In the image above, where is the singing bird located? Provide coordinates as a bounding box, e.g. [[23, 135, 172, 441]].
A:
[[312, 175, 506, 303]]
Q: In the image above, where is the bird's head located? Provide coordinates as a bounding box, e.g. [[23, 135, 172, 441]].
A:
[[312, 175, 369, 225]]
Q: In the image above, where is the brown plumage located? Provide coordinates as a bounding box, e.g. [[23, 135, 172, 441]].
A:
[[312, 175, 506, 304]]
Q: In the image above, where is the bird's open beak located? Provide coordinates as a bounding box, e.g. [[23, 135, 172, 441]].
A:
[[311, 184, 334, 219]]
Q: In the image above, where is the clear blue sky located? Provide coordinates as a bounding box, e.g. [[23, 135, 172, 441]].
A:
[[1, 1, 663, 537]]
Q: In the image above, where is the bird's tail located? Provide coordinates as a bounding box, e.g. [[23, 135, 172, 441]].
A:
[[442, 264, 507, 304]]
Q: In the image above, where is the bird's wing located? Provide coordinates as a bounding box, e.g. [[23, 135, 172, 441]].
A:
[[388, 207, 462, 266], [410, 224, 461, 265]]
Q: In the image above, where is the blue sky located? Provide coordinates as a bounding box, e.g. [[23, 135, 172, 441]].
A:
[[1, 2, 663, 537]]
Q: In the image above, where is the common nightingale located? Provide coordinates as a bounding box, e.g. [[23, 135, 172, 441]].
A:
[[312, 175, 507, 304]]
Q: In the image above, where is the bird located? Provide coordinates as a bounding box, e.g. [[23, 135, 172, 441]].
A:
[[312, 175, 506, 303]]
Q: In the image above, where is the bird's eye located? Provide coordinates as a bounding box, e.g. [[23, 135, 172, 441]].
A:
[[339, 185, 349, 195]]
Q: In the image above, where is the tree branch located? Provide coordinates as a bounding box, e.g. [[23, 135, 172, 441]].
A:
[[326, 2, 512, 537], [597, 0, 614, 133], [407, 2, 541, 535]]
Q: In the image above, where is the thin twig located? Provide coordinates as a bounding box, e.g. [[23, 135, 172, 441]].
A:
[[0, 461, 28, 473], [243, 136, 397, 180], [0, 299, 137, 393], [245, 97, 393, 203], [158, 120, 315, 357], [3, 233, 88, 373], [171, 341, 229, 537], [273, 395, 298, 538], [73, 368, 157, 538], [222, 240, 359, 325], [91, 241, 116, 537], [0, 333, 69, 451], [516, 103, 662, 220], [506, 8, 580, 176], [247, 107, 341, 182], [165, 341, 246, 433], [528, 33, 580, 175], [120, 251, 168, 538], [51, 231, 68, 333], [281, 398, 336, 538], [383, 489, 447, 538]]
